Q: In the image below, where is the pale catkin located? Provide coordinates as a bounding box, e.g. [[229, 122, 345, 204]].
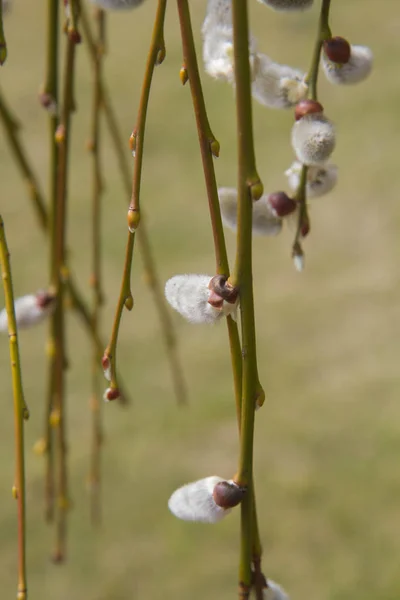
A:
[[285, 161, 338, 198], [218, 187, 282, 236], [264, 580, 290, 600], [291, 114, 336, 166], [0, 292, 55, 332], [257, 0, 313, 11], [168, 476, 232, 523], [252, 53, 308, 109], [89, 0, 146, 10], [164, 274, 238, 324], [322, 45, 373, 85]]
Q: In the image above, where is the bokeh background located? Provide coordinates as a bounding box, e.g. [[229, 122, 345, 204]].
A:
[[1, 1, 399, 598]]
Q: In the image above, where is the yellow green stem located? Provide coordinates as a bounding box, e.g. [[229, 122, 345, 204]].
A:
[[104, 0, 167, 394], [0, 216, 28, 600]]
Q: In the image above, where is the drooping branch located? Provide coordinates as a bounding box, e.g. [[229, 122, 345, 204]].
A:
[[0, 216, 28, 600]]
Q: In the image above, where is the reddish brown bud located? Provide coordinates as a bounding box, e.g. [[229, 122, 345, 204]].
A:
[[213, 480, 246, 509], [36, 290, 56, 309], [68, 28, 82, 44], [267, 192, 297, 217], [207, 289, 224, 309], [301, 216, 310, 238], [323, 36, 351, 64], [295, 99, 324, 121], [208, 275, 239, 304], [104, 387, 120, 402]]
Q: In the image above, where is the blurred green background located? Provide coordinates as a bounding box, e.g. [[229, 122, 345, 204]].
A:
[[1, 1, 399, 599]]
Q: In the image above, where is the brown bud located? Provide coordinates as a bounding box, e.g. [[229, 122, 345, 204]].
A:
[[301, 215, 310, 238], [267, 192, 297, 217], [55, 124, 66, 144], [68, 28, 82, 44], [207, 289, 224, 309], [213, 480, 246, 509], [129, 130, 137, 156], [295, 99, 324, 121], [323, 36, 351, 64], [101, 354, 110, 372], [104, 387, 120, 402], [36, 290, 56, 309], [156, 46, 166, 66], [179, 66, 189, 85], [51, 550, 65, 564], [208, 275, 239, 304]]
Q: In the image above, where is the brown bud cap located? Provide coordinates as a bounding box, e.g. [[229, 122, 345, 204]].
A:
[[51, 550, 65, 564], [323, 36, 351, 64], [301, 215, 310, 238], [179, 66, 189, 85], [208, 275, 239, 304], [295, 99, 324, 121], [101, 354, 110, 371], [127, 207, 140, 232], [213, 480, 246, 509], [207, 289, 224, 309], [104, 387, 120, 402], [267, 192, 297, 217], [36, 290, 56, 309], [68, 28, 82, 44]]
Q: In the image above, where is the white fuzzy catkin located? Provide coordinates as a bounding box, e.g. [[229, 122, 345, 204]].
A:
[[0, 293, 55, 332], [218, 187, 282, 236], [264, 580, 290, 600], [168, 476, 231, 523], [252, 54, 308, 109], [322, 45, 373, 85], [165, 274, 238, 324], [257, 0, 313, 10], [291, 113, 335, 166], [89, 0, 145, 10], [202, 0, 258, 83], [285, 160, 338, 198]]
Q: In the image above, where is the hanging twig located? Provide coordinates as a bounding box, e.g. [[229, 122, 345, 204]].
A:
[[0, 216, 28, 600]]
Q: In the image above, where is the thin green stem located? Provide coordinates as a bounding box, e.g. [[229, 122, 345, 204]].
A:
[[0, 0, 7, 65], [52, 9, 81, 561], [0, 216, 28, 600], [0, 86, 131, 404], [43, 0, 60, 524], [104, 0, 167, 394], [88, 6, 105, 525], [230, 0, 264, 594], [293, 0, 332, 257]]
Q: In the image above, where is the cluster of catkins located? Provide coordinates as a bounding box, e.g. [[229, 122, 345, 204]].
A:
[[202, 0, 373, 270]]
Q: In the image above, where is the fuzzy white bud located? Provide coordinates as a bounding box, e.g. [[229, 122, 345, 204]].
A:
[[252, 54, 308, 109], [322, 45, 373, 85], [293, 252, 304, 272], [0, 291, 56, 332], [257, 0, 313, 10], [165, 274, 238, 324], [291, 113, 335, 166], [264, 580, 290, 600], [285, 160, 338, 198], [168, 476, 233, 523], [218, 187, 282, 236], [89, 0, 145, 10]]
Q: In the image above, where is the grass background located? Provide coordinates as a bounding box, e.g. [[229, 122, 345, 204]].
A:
[[1, 1, 399, 598]]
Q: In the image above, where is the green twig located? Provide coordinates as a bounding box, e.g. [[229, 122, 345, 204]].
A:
[[294, 0, 332, 256], [80, 0, 187, 407], [42, 0, 60, 525], [104, 0, 167, 396], [0, 216, 28, 600], [230, 1, 264, 596], [88, 6, 105, 525]]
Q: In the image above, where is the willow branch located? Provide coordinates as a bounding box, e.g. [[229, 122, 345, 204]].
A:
[[293, 0, 332, 256], [41, 0, 60, 525], [87, 6, 105, 525], [103, 0, 167, 397], [51, 8, 81, 561], [230, 1, 265, 596], [0, 0, 7, 65], [0, 216, 28, 600], [0, 85, 131, 405]]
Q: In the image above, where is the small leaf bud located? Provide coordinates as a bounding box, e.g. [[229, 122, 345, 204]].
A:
[[124, 294, 134, 311], [210, 138, 220, 158], [127, 207, 140, 233], [179, 66, 189, 85]]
